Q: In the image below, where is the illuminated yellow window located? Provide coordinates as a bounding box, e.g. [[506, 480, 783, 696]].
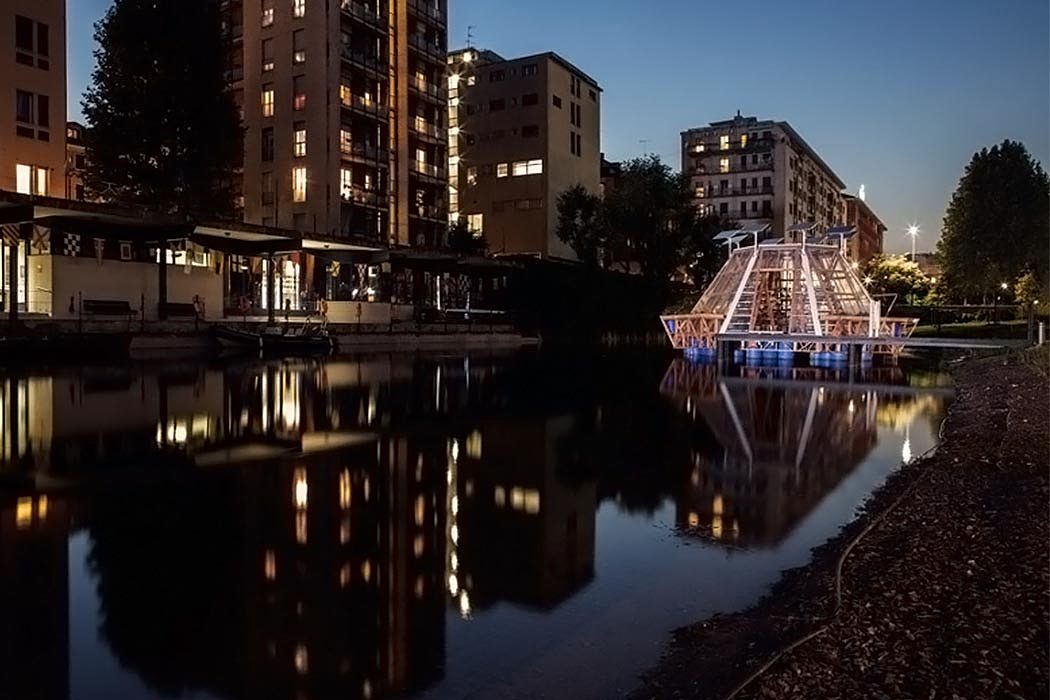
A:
[[294, 645, 308, 674], [296, 512, 307, 544], [340, 168, 352, 199], [413, 534, 425, 558], [16, 497, 32, 529], [261, 86, 274, 117], [340, 84, 351, 106], [361, 559, 372, 583], [36, 495, 48, 520], [340, 516, 350, 543], [293, 123, 306, 157], [494, 485, 505, 507], [339, 563, 351, 587], [719, 157, 730, 173], [293, 467, 308, 509], [740, 134, 748, 148], [719, 135, 729, 150], [339, 469, 351, 508], [414, 494, 426, 526], [264, 550, 276, 580], [293, 0, 305, 18], [496, 163, 509, 178], [292, 167, 307, 202]]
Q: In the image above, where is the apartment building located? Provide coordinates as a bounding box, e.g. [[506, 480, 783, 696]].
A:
[[65, 121, 86, 201], [448, 48, 601, 259], [232, 0, 449, 247], [681, 114, 845, 237], [841, 192, 885, 265], [1, 1, 66, 197]]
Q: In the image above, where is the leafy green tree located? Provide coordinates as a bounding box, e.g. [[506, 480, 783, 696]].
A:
[[82, 0, 242, 216], [447, 219, 487, 255], [1014, 269, 1048, 308], [555, 185, 606, 266], [938, 141, 1049, 301], [862, 254, 932, 302]]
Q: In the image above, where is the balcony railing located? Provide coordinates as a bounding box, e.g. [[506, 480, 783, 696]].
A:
[[685, 137, 775, 155], [687, 161, 774, 175], [341, 142, 388, 162], [412, 203, 445, 220], [340, 46, 387, 72], [341, 186, 385, 208], [340, 0, 387, 29], [695, 186, 774, 198], [408, 33, 445, 61], [342, 94, 389, 117], [408, 76, 442, 101], [410, 118, 443, 139], [408, 0, 445, 26], [410, 161, 445, 179]]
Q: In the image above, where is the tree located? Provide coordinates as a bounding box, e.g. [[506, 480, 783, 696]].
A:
[[1014, 269, 1048, 308], [447, 220, 487, 255], [862, 254, 933, 303], [938, 141, 1049, 302], [555, 185, 606, 266], [82, 0, 242, 216]]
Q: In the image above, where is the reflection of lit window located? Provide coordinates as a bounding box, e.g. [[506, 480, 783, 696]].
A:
[[494, 486, 505, 507], [37, 495, 48, 520], [339, 470, 351, 509], [459, 590, 471, 618], [361, 560, 372, 583], [414, 576, 425, 598], [16, 497, 32, 529], [687, 511, 699, 528], [450, 524, 458, 544], [294, 645, 308, 674], [466, 430, 482, 459], [414, 495, 425, 526], [293, 468, 308, 509], [450, 552, 458, 571], [413, 534, 424, 558], [363, 477, 370, 502], [448, 573, 459, 596], [339, 563, 350, 588], [712, 494, 723, 516], [296, 512, 307, 544], [711, 515, 723, 539], [264, 550, 276, 580], [340, 517, 350, 544], [524, 490, 540, 514], [451, 495, 459, 516]]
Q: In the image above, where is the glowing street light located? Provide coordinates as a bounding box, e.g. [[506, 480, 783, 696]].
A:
[[1000, 282, 1009, 291], [906, 224, 920, 262]]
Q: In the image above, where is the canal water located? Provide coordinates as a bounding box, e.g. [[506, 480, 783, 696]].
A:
[[0, 349, 951, 700]]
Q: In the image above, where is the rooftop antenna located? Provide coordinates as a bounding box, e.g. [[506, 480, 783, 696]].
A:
[[466, 25, 475, 48]]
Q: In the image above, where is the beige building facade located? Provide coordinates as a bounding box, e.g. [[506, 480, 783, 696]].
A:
[[682, 114, 844, 237], [233, 0, 449, 247], [1, 0, 67, 197], [448, 49, 600, 259]]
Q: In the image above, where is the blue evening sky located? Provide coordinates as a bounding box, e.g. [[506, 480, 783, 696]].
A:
[[68, 0, 1049, 253]]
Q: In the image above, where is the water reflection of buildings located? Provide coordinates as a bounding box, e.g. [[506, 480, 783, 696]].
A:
[[661, 359, 947, 549], [0, 355, 600, 700]]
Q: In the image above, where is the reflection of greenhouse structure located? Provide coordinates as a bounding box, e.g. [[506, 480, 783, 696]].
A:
[[661, 236, 917, 357], [661, 359, 880, 548]]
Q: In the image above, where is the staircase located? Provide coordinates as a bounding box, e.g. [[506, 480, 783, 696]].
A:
[[724, 274, 757, 333]]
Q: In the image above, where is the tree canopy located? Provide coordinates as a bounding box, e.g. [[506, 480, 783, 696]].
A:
[[82, 0, 242, 216], [937, 141, 1049, 301], [555, 155, 728, 290], [862, 254, 933, 303]]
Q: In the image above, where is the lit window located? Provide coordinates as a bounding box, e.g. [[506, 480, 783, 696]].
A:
[[340, 83, 351, 106], [693, 143, 704, 153], [261, 86, 274, 117], [494, 485, 505, 507], [293, 468, 308, 508], [526, 159, 543, 175], [719, 157, 730, 174], [261, 0, 274, 26], [264, 550, 276, 580], [293, 123, 306, 157], [15, 164, 47, 195], [740, 134, 748, 148], [339, 169, 352, 199], [719, 135, 729, 150], [262, 38, 274, 71], [414, 494, 425, 526], [496, 163, 508, 178], [292, 167, 307, 202], [466, 213, 483, 233], [16, 497, 32, 529], [512, 161, 527, 177], [466, 166, 477, 186], [293, 0, 306, 18], [340, 128, 352, 154], [293, 75, 306, 110]]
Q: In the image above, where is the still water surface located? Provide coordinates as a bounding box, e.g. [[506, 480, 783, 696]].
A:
[[0, 350, 951, 700]]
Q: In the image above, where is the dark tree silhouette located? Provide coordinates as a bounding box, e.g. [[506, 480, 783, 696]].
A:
[[82, 0, 242, 216]]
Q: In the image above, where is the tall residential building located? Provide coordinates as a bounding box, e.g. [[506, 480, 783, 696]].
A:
[[841, 192, 885, 265], [681, 114, 845, 237], [447, 48, 601, 259], [65, 121, 86, 201], [233, 0, 449, 247], [2, 0, 66, 197]]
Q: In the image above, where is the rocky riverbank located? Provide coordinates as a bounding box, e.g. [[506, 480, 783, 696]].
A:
[[633, 348, 1050, 700]]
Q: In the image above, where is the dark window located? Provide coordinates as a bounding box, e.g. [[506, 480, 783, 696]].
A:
[[75, 154, 86, 169], [751, 201, 758, 212], [739, 202, 747, 216], [719, 202, 729, 215], [521, 63, 537, 77], [569, 131, 576, 155], [36, 94, 48, 128], [37, 129, 48, 142], [15, 90, 33, 123], [751, 177, 758, 188], [261, 127, 274, 161], [552, 95, 562, 108], [36, 22, 48, 56], [762, 176, 771, 189], [521, 93, 538, 106], [15, 15, 33, 51], [751, 154, 758, 164], [75, 184, 85, 200], [575, 133, 582, 157], [292, 29, 305, 63], [740, 156, 746, 168], [588, 89, 596, 101], [261, 172, 275, 204], [262, 38, 274, 70], [489, 98, 505, 112], [16, 125, 33, 138], [489, 69, 505, 82], [292, 75, 306, 109], [522, 125, 539, 138]]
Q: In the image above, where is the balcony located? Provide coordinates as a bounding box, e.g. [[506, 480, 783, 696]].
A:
[[410, 117, 443, 141], [341, 0, 387, 30], [686, 137, 775, 156], [411, 203, 445, 221], [408, 0, 445, 27], [341, 186, 386, 209], [410, 160, 446, 181], [342, 94, 389, 118], [408, 33, 445, 63], [695, 186, 774, 198], [341, 142, 388, 164], [687, 160, 774, 176], [408, 75, 442, 102], [340, 46, 387, 74]]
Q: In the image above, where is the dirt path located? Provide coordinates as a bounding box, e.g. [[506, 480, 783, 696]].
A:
[[633, 349, 1050, 700]]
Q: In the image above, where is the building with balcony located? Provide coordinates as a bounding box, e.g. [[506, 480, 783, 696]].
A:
[[233, 0, 448, 248], [841, 192, 886, 266], [681, 114, 845, 238], [64, 121, 86, 201], [448, 48, 601, 259]]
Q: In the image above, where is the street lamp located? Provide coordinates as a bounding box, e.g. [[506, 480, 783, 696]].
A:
[[906, 224, 920, 262]]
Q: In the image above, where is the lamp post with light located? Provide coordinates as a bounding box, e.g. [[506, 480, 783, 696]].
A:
[[906, 224, 920, 262]]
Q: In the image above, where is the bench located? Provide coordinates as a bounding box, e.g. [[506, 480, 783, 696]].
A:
[[82, 299, 134, 316], [160, 301, 198, 318]]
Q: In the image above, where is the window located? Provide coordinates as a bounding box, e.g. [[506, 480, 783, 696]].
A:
[[719, 202, 728, 215], [293, 0, 306, 18], [339, 83, 351, 106], [37, 95, 49, 128], [15, 164, 48, 195], [340, 168, 354, 199], [522, 125, 539, 138], [261, 171, 275, 204], [261, 127, 274, 161], [740, 202, 747, 216], [262, 38, 274, 71], [292, 30, 305, 63], [292, 166, 307, 201], [466, 214, 483, 235], [489, 98, 505, 112], [762, 176, 772, 189], [719, 158, 730, 173], [496, 163, 508, 178], [261, 0, 274, 26], [511, 159, 543, 176], [751, 200, 758, 213], [719, 135, 730, 150], [522, 63, 537, 77], [15, 91, 33, 123], [512, 160, 527, 177], [340, 128, 352, 153], [570, 102, 581, 127], [15, 16, 33, 51], [740, 156, 747, 169], [521, 93, 538, 107], [740, 134, 748, 148], [589, 89, 596, 101], [466, 166, 478, 185], [261, 85, 274, 116], [293, 76, 306, 110], [293, 122, 306, 156], [36, 22, 48, 57], [489, 69, 505, 82], [552, 95, 562, 109]]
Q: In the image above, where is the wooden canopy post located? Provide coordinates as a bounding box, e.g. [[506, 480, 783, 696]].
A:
[[158, 241, 168, 320], [267, 253, 276, 324], [7, 235, 18, 325]]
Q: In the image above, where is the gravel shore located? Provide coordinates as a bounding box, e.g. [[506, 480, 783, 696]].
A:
[[633, 348, 1050, 700]]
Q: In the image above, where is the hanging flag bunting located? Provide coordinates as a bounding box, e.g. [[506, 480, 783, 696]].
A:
[[1, 224, 21, 246], [119, 241, 133, 261], [330, 261, 341, 278], [63, 233, 81, 257], [94, 237, 105, 265], [31, 226, 51, 255]]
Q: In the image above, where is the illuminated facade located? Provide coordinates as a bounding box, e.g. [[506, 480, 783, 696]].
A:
[[682, 114, 845, 236], [233, 0, 449, 246], [841, 193, 886, 266], [447, 48, 601, 259]]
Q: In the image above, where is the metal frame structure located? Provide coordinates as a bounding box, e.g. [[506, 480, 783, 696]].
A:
[[660, 240, 917, 357]]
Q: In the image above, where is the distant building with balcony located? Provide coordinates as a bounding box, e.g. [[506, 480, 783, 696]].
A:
[[841, 192, 885, 266], [681, 114, 845, 238], [448, 48, 601, 259], [231, 0, 449, 247], [64, 121, 86, 201]]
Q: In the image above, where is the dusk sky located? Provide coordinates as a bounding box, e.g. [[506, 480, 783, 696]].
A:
[[68, 0, 1049, 254]]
